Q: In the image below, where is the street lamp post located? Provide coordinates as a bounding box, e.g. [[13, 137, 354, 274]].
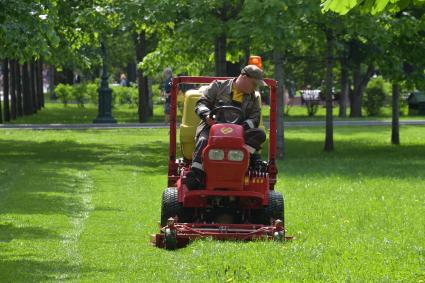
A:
[[93, 36, 116, 124]]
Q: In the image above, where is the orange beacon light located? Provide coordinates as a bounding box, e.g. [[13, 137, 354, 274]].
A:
[[248, 56, 263, 70]]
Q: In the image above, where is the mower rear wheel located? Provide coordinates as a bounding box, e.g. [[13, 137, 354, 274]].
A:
[[160, 187, 184, 226], [258, 190, 284, 225]]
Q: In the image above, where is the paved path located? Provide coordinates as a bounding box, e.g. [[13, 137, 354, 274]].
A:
[[0, 120, 424, 130]]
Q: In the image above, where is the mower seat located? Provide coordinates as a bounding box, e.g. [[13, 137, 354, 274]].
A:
[[179, 89, 266, 161], [180, 90, 202, 160]]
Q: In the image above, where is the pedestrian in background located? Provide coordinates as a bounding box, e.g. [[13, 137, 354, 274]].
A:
[[162, 68, 173, 123]]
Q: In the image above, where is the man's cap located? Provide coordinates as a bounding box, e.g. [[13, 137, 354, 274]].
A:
[[241, 65, 267, 87]]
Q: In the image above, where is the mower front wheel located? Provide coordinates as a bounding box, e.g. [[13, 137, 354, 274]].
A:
[[160, 187, 185, 226], [257, 190, 284, 225]]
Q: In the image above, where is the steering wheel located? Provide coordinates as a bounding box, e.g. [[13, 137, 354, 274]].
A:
[[210, 105, 243, 124]]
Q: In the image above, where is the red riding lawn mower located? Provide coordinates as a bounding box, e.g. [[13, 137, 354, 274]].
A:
[[152, 75, 292, 250]]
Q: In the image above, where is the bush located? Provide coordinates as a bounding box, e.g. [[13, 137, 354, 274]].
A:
[[55, 83, 139, 107], [399, 94, 409, 116], [86, 83, 99, 105], [72, 84, 88, 107], [55, 82, 142, 108], [111, 86, 138, 108], [54, 84, 73, 106], [151, 83, 161, 104], [131, 89, 139, 107], [364, 76, 390, 116]]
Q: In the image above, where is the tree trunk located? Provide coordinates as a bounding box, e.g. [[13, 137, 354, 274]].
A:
[[35, 60, 41, 110], [3, 59, 10, 122], [134, 31, 150, 122], [324, 30, 335, 152], [126, 61, 137, 84], [226, 62, 241, 77], [391, 83, 400, 145], [30, 61, 38, 113], [339, 57, 349, 118], [243, 45, 250, 66], [214, 34, 227, 76], [350, 63, 374, 117], [10, 60, 17, 120], [0, 85, 2, 123], [37, 60, 44, 108], [16, 62, 23, 117], [64, 69, 74, 84], [148, 77, 153, 117], [49, 65, 55, 99], [273, 50, 285, 160], [22, 62, 33, 115], [350, 63, 362, 117], [53, 68, 59, 86], [0, 64, 2, 123], [53, 68, 73, 85]]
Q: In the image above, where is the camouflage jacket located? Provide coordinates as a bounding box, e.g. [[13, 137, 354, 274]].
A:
[[195, 79, 261, 138]]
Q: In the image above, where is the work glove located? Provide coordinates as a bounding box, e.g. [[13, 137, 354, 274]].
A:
[[242, 121, 251, 131], [199, 110, 211, 123]]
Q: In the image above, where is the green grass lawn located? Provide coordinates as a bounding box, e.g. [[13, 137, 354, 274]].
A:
[[9, 103, 142, 124], [6, 100, 424, 124], [263, 104, 424, 121], [0, 126, 424, 282], [8, 101, 179, 124]]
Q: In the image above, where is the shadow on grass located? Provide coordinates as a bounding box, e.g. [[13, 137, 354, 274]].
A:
[[0, 138, 169, 217], [0, 139, 169, 173], [259, 128, 425, 180], [278, 134, 425, 180], [0, 223, 60, 243], [1, 127, 423, 184], [0, 129, 422, 213], [0, 257, 106, 282], [0, 138, 130, 280]]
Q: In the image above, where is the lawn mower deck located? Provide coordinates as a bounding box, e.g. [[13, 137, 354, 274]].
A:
[[152, 219, 293, 249]]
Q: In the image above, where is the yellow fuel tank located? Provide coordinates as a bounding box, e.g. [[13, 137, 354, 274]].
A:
[[180, 89, 202, 160]]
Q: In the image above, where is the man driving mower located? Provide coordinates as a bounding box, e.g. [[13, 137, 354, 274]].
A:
[[184, 65, 267, 190]]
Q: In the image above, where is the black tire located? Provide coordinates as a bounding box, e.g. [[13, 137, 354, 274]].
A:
[[256, 191, 284, 225], [160, 187, 184, 226]]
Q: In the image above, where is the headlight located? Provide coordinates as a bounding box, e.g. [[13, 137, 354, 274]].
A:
[[228, 150, 244, 161], [208, 149, 224, 160]]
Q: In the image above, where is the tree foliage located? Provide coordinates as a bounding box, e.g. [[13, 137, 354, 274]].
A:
[[322, 0, 425, 15]]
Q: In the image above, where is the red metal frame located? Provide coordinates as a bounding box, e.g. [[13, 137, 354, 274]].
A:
[[168, 76, 278, 188]]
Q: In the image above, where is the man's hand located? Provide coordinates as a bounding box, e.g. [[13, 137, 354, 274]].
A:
[[242, 121, 251, 131], [199, 110, 215, 126], [205, 117, 215, 126]]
